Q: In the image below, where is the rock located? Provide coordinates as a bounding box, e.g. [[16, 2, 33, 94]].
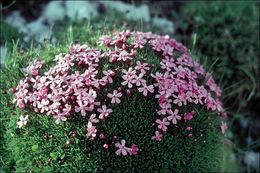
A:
[[65, 1, 98, 20], [244, 151, 260, 170]]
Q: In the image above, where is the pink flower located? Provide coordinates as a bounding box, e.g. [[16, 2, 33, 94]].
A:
[[89, 114, 99, 123], [103, 143, 109, 149], [132, 73, 146, 86], [121, 68, 137, 88], [98, 35, 111, 46], [138, 84, 154, 96], [157, 100, 172, 115], [103, 70, 115, 84], [107, 90, 122, 104], [54, 114, 67, 124], [115, 139, 129, 156], [99, 133, 105, 139], [86, 121, 97, 139], [167, 109, 181, 124], [97, 105, 113, 119], [135, 61, 150, 74], [117, 50, 132, 61], [75, 101, 87, 116], [221, 121, 228, 134], [173, 93, 187, 106], [156, 118, 170, 131], [186, 126, 193, 131], [152, 131, 163, 141]]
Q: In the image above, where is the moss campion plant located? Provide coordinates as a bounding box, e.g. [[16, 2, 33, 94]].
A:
[[7, 30, 227, 172]]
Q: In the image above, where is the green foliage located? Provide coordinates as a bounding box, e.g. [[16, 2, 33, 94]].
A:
[[0, 20, 21, 46], [175, 1, 259, 105], [0, 26, 227, 172]]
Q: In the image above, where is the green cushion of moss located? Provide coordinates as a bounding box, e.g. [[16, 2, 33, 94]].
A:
[[1, 24, 226, 173]]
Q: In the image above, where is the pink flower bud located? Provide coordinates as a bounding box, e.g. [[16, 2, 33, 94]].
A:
[[103, 144, 109, 149], [66, 140, 72, 145], [9, 87, 15, 93], [99, 133, 105, 139], [34, 108, 39, 112], [18, 102, 25, 109]]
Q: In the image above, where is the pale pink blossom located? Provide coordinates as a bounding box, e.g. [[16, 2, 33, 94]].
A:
[[86, 121, 97, 139], [75, 101, 87, 116], [97, 105, 113, 119], [132, 73, 146, 86], [135, 61, 150, 74], [115, 139, 129, 156], [107, 90, 122, 104], [138, 84, 154, 96], [54, 114, 67, 124], [89, 114, 99, 123], [156, 118, 170, 131]]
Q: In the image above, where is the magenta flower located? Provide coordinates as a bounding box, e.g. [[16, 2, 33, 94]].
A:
[[107, 90, 122, 104], [128, 144, 139, 155], [156, 118, 170, 131], [97, 105, 113, 119], [184, 111, 196, 122], [115, 139, 129, 156]]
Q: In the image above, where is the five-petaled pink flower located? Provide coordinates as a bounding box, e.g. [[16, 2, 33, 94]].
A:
[[115, 139, 129, 156], [167, 109, 182, 124], [107, 90, 122, 104], [138, 84, 154, 96], [135, 61, 150, 74], [97, 105, 113, 119], [156, 118, 170, 131]]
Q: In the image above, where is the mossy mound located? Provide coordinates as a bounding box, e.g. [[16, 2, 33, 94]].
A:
[[1, 28, 226, 173]]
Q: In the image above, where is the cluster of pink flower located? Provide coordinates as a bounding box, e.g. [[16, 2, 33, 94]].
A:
[[12, 30, 226, 156]]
